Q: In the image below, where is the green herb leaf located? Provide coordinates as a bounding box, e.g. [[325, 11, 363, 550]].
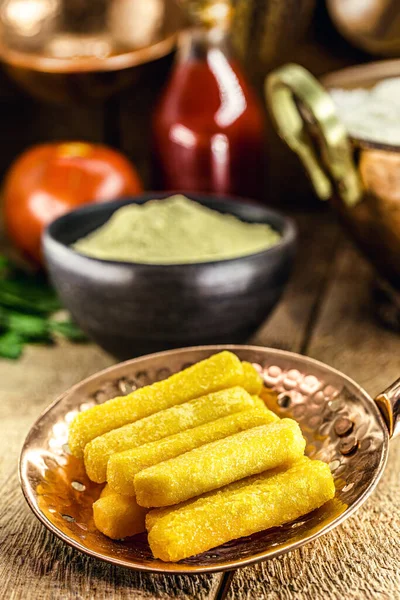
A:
[[0, 331, 24, 359], [0, 255, 86, 358], [49, 319, 87, 342], [0, 279, 61, 314], [7, 312, 51, 342]]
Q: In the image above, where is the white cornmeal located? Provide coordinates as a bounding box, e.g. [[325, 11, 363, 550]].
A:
[[329, 77, 400, 146]]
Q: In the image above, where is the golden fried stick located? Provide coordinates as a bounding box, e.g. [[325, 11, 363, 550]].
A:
[[69, 351, 243, 457], [145, 471, 259, 531], [100, 483, 113, 498], [85, 387, 254, 483], [135, 419, 305, 507], [147, 457, 335, 561], [93, 492, 146, 540], [251, 395, 271, 413], [107, 407, 278, 496], [241, 362, 263, 395]]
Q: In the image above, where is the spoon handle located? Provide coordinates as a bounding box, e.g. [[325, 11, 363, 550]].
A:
[[375, 378, 400, 439]]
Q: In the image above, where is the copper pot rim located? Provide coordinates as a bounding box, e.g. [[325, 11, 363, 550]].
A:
[[0, 30, 180, 73], [19, 344, 390, 574]]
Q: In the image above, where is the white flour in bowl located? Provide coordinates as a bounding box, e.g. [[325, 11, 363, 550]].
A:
[[329, 77, 400, 146]]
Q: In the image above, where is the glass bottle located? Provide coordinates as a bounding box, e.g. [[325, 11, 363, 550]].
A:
[[151, 3, 265, 199]]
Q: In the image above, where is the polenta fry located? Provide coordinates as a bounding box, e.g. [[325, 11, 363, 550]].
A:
[[69, 351, 243, 457], [147, 457, 335, 561], [251, 395, 271, 413], [100, 483, 113, 498], [93, 493, 146, 540], [241, 361, 263, 395], [85, 387, 254, 483], [107, 407, 278, 496], [135, 419, 306, 507]]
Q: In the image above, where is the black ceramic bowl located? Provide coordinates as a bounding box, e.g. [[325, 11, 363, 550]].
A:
[[43, 193, 296, 359]]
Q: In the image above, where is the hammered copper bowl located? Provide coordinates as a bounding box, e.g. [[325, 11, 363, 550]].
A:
[[19, 345, 399, 574], [43, 193, 296, 360], [266, 60, 400, 293]]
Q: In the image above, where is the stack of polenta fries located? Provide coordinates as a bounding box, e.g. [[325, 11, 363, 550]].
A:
[[68, 351, 335, 562]]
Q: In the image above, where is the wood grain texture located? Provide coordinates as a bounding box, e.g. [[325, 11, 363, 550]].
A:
[[252, 209, 340, 353], [230, 240, 400, 600], [1, 216, 400, 600], [0, 480, 219, 600], [0, 342, 220, 600]]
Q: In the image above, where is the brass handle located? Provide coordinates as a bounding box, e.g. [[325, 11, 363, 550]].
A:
[[375, 378, 400, 439], [265, 63, 362, 207]]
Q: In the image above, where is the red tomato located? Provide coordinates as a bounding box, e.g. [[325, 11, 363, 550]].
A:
[[3, 142, 143, 264]]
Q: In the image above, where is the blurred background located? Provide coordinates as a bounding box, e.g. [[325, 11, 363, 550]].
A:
[[1, 0, 400, 359], [0, 0, 392, 187]]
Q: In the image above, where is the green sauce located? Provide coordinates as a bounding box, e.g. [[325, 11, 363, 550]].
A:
[[73, 195, 281, 264]]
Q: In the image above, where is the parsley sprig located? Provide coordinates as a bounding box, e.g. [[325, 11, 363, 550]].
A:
[[0, 256, 86, 359]]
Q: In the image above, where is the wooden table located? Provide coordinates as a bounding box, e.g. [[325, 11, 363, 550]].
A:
[[1, 209, 399, 600]]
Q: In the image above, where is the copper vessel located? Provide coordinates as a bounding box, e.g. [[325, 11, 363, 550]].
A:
[[0, 0, 316, 103], [20, 345, 399, 574], [266, 60, 400, 293], [0, 0, 185, 102], [327, 0, 400, 57]]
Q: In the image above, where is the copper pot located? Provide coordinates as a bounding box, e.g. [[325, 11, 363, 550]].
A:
[[0, 0, 185, 103], [327, 0, 400, 57], [265, 60, 400, 292]]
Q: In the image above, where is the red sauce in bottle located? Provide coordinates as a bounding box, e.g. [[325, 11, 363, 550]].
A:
[[152, 28, 265, 199]]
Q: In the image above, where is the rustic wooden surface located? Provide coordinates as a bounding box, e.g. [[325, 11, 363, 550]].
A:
[[0, 5, 398, 597], [0, 208, 399, 600]]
